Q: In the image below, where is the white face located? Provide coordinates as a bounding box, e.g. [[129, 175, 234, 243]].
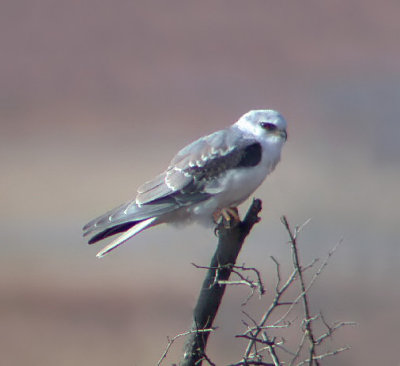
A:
[[235, 109, 287, 142]]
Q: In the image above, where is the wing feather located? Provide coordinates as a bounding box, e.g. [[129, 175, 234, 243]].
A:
[[135, 128, 244, 205], [83, 126, 261, 249], [137, 172, 166, 194]]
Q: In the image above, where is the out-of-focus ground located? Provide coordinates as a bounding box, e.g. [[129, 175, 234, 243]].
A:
[[1, 2, 399, 365]]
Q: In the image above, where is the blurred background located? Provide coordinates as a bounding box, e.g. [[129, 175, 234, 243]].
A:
[[1, 1, 399, 365]]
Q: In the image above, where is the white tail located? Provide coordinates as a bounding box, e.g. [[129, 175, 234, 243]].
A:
[[96, 217, 157, 258]]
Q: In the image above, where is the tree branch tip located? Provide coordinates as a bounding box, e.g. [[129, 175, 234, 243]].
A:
[[280, 215, 289, 226], [243, 199, 263, 221]]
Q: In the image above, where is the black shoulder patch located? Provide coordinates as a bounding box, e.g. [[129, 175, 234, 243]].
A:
[[237, 142, 262, 167]]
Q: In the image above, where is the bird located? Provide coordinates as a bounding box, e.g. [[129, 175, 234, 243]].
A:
[[83, 109, 287, 258]]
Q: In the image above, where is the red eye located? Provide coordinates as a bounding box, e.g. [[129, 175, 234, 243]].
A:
[[260, 122, 277, 131]]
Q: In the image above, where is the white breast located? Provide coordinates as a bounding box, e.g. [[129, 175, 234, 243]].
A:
[[187, 139, 282, 225]]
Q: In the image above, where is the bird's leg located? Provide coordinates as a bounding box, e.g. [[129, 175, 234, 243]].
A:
[[221, 207, 240, 224], [213, 207, 241, 229], [213, 209, 222, 225]]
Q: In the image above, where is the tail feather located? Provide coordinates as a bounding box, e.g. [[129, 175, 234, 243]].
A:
[[82, 200, 179, 238], [96, 217, 158, 258], [88, 221, 138, 244]]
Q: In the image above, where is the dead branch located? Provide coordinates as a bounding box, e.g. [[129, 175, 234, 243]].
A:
[[192, 262, 265, 306], [281, 216, 319, 365], [235, 216, 354, 366], [158, 213, 353, 366], [158, 328, 215, 366], [179, 199, 263, 366]]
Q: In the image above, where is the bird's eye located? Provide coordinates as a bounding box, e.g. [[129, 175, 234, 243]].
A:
[[260, 122, 277, 131]]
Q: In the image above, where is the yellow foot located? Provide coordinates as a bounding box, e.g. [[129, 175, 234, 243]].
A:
[[213, 207, 241, 228]]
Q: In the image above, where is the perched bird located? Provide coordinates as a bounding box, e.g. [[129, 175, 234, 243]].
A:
[[83, 109, 287, 258]]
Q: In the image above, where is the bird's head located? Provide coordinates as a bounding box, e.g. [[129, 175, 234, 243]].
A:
[[235, 109, 287, 143]]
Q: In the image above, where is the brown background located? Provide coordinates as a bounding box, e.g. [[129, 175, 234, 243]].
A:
[[1, 1, 399, 365]]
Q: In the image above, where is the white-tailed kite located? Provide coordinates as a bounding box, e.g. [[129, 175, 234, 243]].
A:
[[83, 109, 287, 257]]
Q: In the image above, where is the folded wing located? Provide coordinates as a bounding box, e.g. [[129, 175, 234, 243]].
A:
[[83, 125, 260, 255]]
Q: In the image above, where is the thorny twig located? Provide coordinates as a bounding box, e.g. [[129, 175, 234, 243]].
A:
[[158, 328, 215, 366], [192, 262, 265, 305], [281, 216, 320, 365], [159, 215, 353, 365], [234, 216, 354, 366]]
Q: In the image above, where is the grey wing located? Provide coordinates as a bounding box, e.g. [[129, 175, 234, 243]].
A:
[[83, 126, 255, 238], [83, 131, 228, 235], [136, 127, 240, 205], [82, 130, 232, 237]]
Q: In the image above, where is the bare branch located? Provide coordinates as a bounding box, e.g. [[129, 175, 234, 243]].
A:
[[243, 256, 298, 361], [201, 352, 217, 366], [316, 313, 356, 345], [281, 215, 320, 365], [170, 213, 351, 366], [158, 328, 215, 366], [266, 340, 281, 366], [296, 346, 351, 366], [180, 199, 263, 366], [229, 361, 275, 366], [273, 239, 342, 328], [191, 262, 265, 301], [234, 217, 350, 366]]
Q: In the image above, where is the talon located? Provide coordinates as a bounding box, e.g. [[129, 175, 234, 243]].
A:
[[213, 208, 222, 224], [221, 209, 232, 222], [213, 207, 241, 229]]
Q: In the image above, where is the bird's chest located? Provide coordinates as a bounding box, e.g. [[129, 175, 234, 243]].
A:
[[214, 165, 269, 207], [187, 166, 268, 225], [187, 144, 281, 224]]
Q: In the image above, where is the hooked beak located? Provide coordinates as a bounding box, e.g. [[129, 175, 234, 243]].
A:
[[279, 129, 287, 141]]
